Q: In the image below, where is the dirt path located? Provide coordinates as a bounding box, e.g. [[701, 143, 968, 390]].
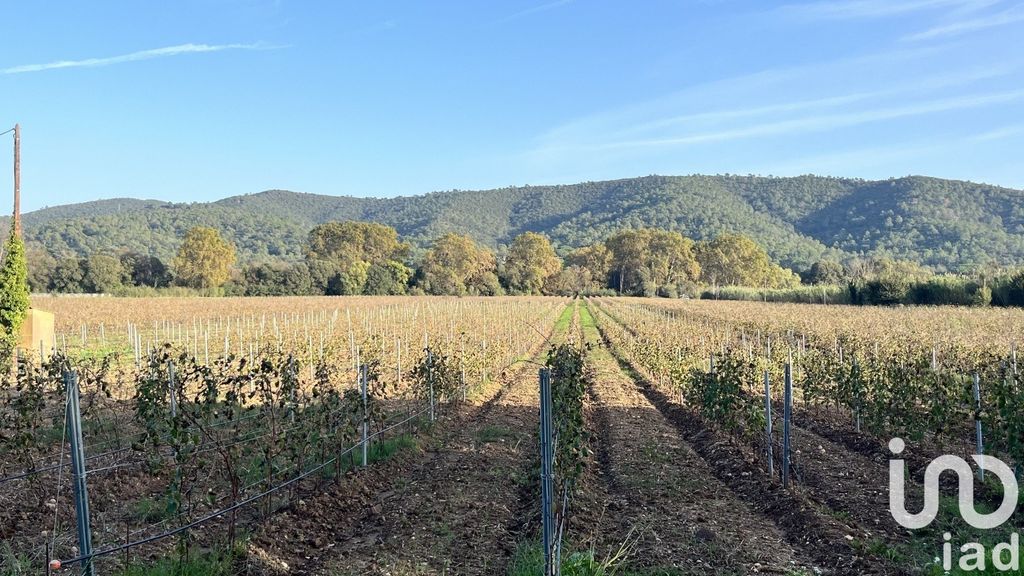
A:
[[576, 306, 817, 575], [276, 304, 582, 576], [785, 418, 908, 547], [306, 355, 540, 575], [248, 305, 569, 575]]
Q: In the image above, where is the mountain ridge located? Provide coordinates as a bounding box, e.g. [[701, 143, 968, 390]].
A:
[[7, 174, 1023, 272]]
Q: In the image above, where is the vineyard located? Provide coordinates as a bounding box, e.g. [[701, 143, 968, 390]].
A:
[[3, 295, 1023, 575], [1, 296, 566, 574]]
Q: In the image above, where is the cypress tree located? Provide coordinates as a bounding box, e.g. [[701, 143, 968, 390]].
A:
[[0, 229, 30, 357]]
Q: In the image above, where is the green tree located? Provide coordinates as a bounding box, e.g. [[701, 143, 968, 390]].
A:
[[696, 233, 792, 288], [606, 230, 647, 294], [174, 227, 236, 289], [606, 229, 700, 296], [644, 230, 701, 296], [501, 232, 562, 295], [363, 261, 412, 295], [564, 244, 612, 292], [544, 267, 590, 296], [307, 259, 344, 295], [0, 231, 30, 354], [83, 254, 126, 293], [804, 260, 845, 285], [306, 221, 410, 295], [26, 247, 56, 293], [239, 262, 313, 296], [306, 221, 409, 263], [120, 252, 171, 288], [417, 233, 500, 296], [337, 261, 371, 295], [49, 258, 85, 293]]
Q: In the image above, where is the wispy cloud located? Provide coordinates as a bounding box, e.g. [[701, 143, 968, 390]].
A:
[[539, 45, 950, 138], [1, 43, 275, 75], [969, 123, 1024, 141], [529, 59, 1020, 161], [615, 64, 1011, 140], [496, 0, 574, 23], [578, 90, 1024, 151], [778, 0, 992, 20], [904, 3, 1024, 40]]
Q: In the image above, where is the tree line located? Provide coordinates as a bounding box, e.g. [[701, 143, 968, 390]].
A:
[[27, 222, 802, 298], [27, 219, 1024, 307]]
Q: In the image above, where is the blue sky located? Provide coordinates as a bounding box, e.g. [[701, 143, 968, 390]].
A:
[[2, 0, 1023, 212]]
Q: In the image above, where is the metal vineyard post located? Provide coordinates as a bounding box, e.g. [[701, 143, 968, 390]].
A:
[[764, 370, 773, 478], [974, 373, 984, 481], [65, 370, 96, 576], [538, 367, 555, 576], [361, 364, 369, 468], [782, 362, 792, 488]]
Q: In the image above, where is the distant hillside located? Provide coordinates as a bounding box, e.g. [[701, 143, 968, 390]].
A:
[[6, 174, 1023, 272]]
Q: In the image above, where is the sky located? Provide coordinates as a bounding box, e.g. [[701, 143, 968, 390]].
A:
[[1, 0, 1023, 212]]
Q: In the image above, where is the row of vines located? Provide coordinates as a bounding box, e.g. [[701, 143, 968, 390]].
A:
[[590, 297, 1024, 476], [0, 297, 566, 572], [542, 302, 593, 569]]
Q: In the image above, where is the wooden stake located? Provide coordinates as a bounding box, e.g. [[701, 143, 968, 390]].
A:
[[13, 123, 20, 237]]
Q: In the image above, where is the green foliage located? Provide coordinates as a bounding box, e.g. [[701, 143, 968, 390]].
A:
[[83, 254, 125, 293], [363, 260, 411, 295], [131, 345, 375, 545], [20, 173, 1024, 302], [336, 260, 370, 295], [803, 259, 845, 285], [303, 221, 409, 297], [991, 269, 1024, 306], [0, 352, 68, 468], [305, 220, 409, 263], [908, 276, 991, 306], [0, 541, 32, 576], [21, 172, 1024, 305], [0, 231, 30, 355], [117, 548, 241, 576], [12, 171, 1024, 272], [564, 243, 613, 292], [696, 233, 796, 288], [237, 261, 313, 296], [17, 174, 1024, 273], [120, 251, 172, 288], [174, 226, 236, 289], [417, 232, 501, 296], [703, 284, 850, 304], [607, 228, 700, 296], [25, 246, 55, 292], [47, 258, 85, 293], [546, 342, 591, 497], [507, 534, 639, 576], [411, 346, 464, 406], [502, 232, 561, 295], [681, 350, 765, 444]]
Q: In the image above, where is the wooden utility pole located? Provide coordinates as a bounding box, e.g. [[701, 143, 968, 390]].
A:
[[12, 123, 20, 237]]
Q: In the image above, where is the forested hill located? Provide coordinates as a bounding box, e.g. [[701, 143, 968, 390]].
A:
[[8, 174, 1024, 272]]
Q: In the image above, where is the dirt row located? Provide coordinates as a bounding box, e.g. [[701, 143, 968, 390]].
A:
[[575, 319, 814, 574], [247, 306, 571, 575], [584, 301, 914, 575]]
